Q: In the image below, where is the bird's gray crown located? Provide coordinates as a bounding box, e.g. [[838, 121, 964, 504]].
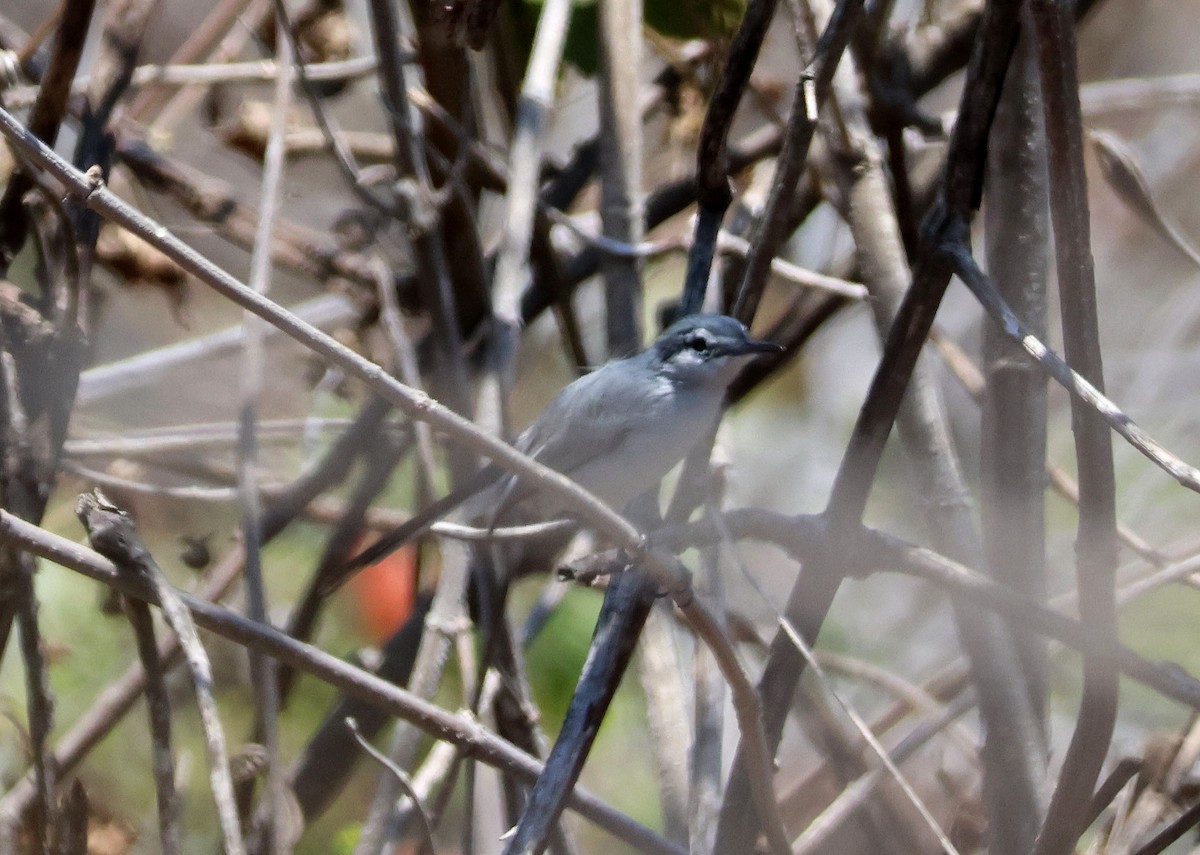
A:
[[651, 314, 781, 364]]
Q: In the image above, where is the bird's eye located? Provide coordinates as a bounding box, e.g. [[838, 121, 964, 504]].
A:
[[686, 334, 709, 352]]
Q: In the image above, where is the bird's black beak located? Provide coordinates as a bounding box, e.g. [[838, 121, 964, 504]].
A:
[[726, 336, 785, 357]]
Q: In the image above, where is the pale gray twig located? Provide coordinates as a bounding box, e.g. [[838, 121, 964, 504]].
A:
[[124, 597, 183, 855], [236, 19, 293, 850], [345, 717, 438, 855], [64, 418, 359, 457], [948, 245, 1200, 493], [596, 0, 643, 355], [1088, 129, 1200, 268], [76, 294, 358, 406], [3, 55, 378, 107], [1081, 74, 1200, 115]]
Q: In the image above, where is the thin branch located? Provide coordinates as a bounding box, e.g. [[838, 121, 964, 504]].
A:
[[345, 717, 438, 855], [596, 0, 643, 355], [235, 15, 292, 850], [947, 247, 1200, 492], [780, 632, 962, 855], [14, 563, 55, 855], [366, 0, 471, 420], [683, 0, 779, 313], [124, 595, 183, 855], [64, 417, 360, 457], [637, 606, 690, 843], [792, 694, 975, 854], [492, 0, 574, 339], [731, 0, 864, 323], [1028, 5, 1120, 848], [689, 505, 728, 855], [0, 0, 97, 267]]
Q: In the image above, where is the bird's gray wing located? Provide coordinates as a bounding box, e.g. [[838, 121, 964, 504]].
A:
[[484, 360, 668, 521], [515, 361, 649, 475]]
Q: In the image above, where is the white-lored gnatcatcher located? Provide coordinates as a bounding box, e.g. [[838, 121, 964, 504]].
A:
[[336, 313, 781, 584]]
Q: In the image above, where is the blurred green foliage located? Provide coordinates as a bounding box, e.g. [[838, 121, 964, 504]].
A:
[[513, 0, 745, 76]]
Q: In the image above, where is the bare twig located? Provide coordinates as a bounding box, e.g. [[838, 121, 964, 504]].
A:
[[123, 595, 183, 855], [235, 17, 292, 850], [791, 693, 976, 854], [596, 0, 643, 355], [731, 0, 864, 323], [690, 513, 726, 855], [948, 247, 1200, 493], [0, 0, 97, 267], [781, 634, 962, 855], [683, 0, 779, 313], [1028, 7, 1120, 848], [14, 562, 55, 855], [637, 607, 690, 844], [345, 717, 438, 855], [366, 0, 471, 420], [64, 417, 360, 456], [1088, 129, 1200, 268]]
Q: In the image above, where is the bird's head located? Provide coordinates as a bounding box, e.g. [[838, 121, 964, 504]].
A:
[[652, 314, 783, 387]]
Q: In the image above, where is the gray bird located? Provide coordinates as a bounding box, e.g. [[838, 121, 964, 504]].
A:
[[334, 313, 781, 586]]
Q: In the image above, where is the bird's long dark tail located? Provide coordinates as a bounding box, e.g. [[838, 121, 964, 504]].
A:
[[322, 463, 502, 594]]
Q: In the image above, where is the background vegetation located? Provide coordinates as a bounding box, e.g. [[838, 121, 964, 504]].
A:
[[3, 0, 1200, 853]]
